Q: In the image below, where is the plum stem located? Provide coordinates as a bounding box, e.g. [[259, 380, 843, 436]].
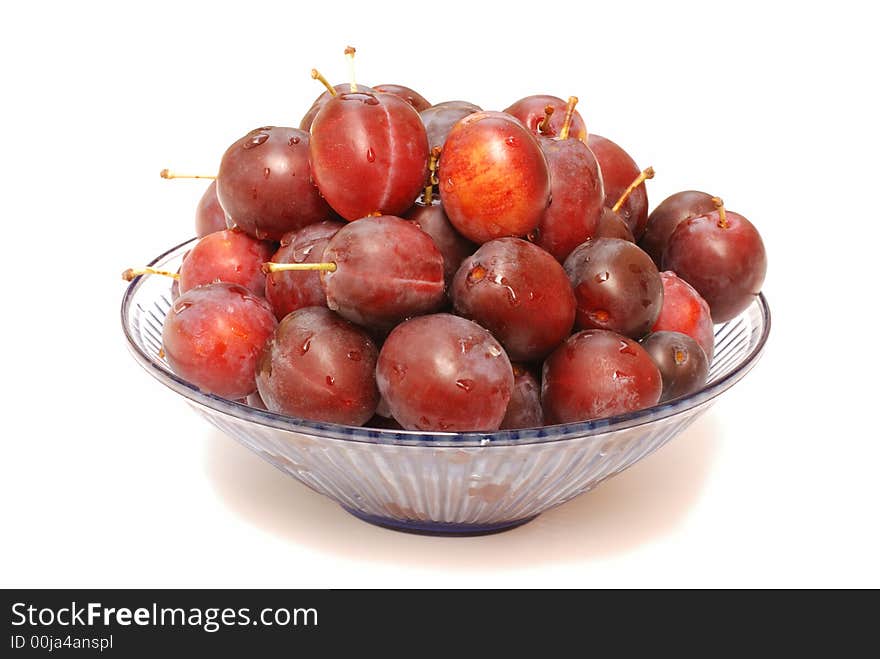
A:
[[558, 96, 578, 140], [311, 68, 337, 96], [612, 166, 655, 213], [537, 105, 555, 135], [122, 267, 180, 282], [344, 46, 357, 93], [160, 169, 216, 180], [424, 146, 442, 205], [712, 197, 728, 228], [262, 261, 338, 274]]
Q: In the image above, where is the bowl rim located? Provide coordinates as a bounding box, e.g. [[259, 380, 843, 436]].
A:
[[121, 237, 771, 448]]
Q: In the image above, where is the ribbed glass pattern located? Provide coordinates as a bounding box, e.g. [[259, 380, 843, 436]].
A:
[[122, 239, 770, 534]]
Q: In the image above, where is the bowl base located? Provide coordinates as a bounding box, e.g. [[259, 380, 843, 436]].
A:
[[342, 507, 538, 536]]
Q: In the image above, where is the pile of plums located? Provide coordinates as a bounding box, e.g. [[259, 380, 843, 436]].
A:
[[138, 49, 767, 432]]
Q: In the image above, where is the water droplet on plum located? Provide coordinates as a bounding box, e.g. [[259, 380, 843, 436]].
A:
[[172, 300, 192, 314], [491, 273, 519, 306], [243, 132, 269, 149], [458, 336, 476, 354], [618, 341, 636, 356]]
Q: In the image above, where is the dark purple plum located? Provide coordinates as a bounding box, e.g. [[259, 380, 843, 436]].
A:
[[563, 238, 663, 339], [641, 331, 709, 402], [663, 201, 766, 322], [542, 329, 662, 423], [452, 238, 575, 362], [265, 221, 345, 320], [376, 314, 514, 432], [256, 307, 379, 425]]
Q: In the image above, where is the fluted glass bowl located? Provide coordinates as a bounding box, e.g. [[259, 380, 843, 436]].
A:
[[122, 238, 770, 535]]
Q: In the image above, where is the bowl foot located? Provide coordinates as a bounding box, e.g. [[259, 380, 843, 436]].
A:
[[342, 507, 538, 536]]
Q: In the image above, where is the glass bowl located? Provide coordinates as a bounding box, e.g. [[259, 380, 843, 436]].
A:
[[121, 238, 771, 535]]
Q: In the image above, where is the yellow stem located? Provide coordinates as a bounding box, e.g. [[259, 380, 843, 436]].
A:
[[425, 146, 442, 204], [122, 267, 180, 281], [558, 96, 578, 140], [537, 105, 555, 135], [612, 166, 655, 213], [712, 196, 728, 228], [160, 169, 216, 180], [344, 46, 357, 93], [262, 262, 337, 274], [311, 68, 337, 96]]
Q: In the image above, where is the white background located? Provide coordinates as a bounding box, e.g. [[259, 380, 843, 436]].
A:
[[2, 0, 878, 588]]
